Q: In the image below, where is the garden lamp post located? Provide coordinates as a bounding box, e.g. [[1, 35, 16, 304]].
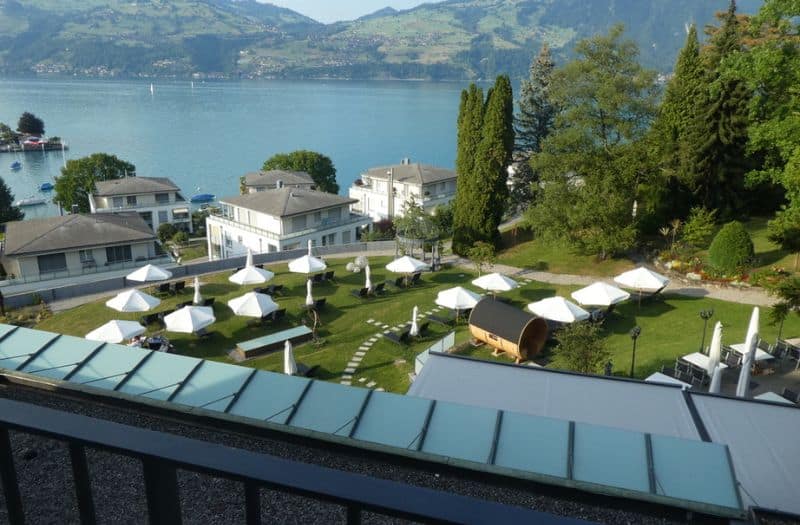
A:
[[699, 309, 714, 353], [629, 326, 641, 378]]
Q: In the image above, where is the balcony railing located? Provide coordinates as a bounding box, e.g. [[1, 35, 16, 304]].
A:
[[0, 397, 580, 525], [208, 214, 369, 242]]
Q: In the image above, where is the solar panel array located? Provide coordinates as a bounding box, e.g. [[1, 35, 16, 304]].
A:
[[0, 324, 744, 518]]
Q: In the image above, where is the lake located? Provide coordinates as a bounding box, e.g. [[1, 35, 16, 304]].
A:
[[0, 78, 462, 218]]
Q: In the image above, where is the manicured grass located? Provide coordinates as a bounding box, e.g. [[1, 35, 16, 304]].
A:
[[742, 217, 796, 273], [34, 256, 800, 392], [177, 241, 208, 262], [496, 228, 634, 276]]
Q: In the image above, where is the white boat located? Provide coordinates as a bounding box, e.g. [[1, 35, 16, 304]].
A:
[[14, 196, 46, 207]]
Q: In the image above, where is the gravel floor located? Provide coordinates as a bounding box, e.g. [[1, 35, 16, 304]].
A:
[[0, 384, 724, 525]]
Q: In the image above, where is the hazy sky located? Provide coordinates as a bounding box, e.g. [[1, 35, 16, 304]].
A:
[[264, 1, 427, 23]]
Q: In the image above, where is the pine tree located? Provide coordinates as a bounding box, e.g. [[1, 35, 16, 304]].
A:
[[686, 0, 751, 218], [0, 176, 23, 224], [452, 84, 485, 255]]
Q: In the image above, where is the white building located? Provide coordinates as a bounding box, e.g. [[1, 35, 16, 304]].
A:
[[241, 170, 315, 193], [206, 188, 371, 260], [348, 159, 458, 221], [89, 177, 192, 234]]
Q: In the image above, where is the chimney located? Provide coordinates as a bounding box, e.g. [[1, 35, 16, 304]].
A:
[[71, 204, 79, 215], [277, 180, 283, 189], [387, 168, 394, 217]]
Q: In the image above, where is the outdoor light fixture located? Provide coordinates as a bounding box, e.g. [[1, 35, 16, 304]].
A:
[[629, 326, 641, 378], [699, 309, 714, 353]]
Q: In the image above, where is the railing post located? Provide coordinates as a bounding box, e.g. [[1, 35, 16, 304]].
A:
[[244, 483, 261, 525], [0, 429, 24, 525], [69, 443, 96, 525], [346, 505, 361, 525], [141, 458, 182, 525]]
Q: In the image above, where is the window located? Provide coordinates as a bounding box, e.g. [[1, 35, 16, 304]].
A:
[[224, 236, 232, 248], [112, 197, 123, 208], [155, 193, 169, 204], [37, 253, 67, 274], [172, 209, 189, 221], [342, 230, 351, 244], [126, 195, 137, 206], [106, 245, 132, 264], [175, 193, 186, 202], [78, 250, 95, 263], [314, 211, 322, 223], [158, 210, 168, 224], [291, 215, 307, 232]]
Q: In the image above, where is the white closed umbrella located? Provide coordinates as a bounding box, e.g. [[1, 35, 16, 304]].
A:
[[709, 364, 724, 394], [410, 306, 419, 336], [192, 276, 202, 305], [571, 282, 630, 307], [707, 321, 723, 376], [305, 278, 314, 306], [613, 266, 669, 292], [435, 286, 481, 311], [246, 248, 254, 267], [527, 296, 590, 323], [106, 289, 161, 312], [386, 255, 430, 274], [227, 292, 279, 318], [85, 320, 145, 343], [736, 307, 759, 398], [284, 340, 297, 375], [164, 306, 215, 334], [472, 272, 518, 293], [126, 264, 172, 282], [365, 264, 373, 292]]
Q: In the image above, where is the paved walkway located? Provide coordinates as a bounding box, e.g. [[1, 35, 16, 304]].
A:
[[445, 256, 776, 307]]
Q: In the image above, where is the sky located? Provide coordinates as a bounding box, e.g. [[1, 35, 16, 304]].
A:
[[263, 1, 428, 23]]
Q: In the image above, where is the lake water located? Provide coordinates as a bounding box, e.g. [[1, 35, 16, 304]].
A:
[[0, 78, 462, 218]]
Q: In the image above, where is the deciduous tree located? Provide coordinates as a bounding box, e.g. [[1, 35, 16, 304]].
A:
[[262, 150, 338, 193], [17, 112, 44, 136], [551, 322, 610, 374], [54, 153, 136, 213], [0, 177, 23, 224]]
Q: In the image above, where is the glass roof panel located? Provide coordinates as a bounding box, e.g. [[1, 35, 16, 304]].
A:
[[494, 411, 570, 478], [573, 423, 649, 493], [289, 381, 369, 435], [0, 326, 58, 370], [651, 434, 741, 509], [228, 371, 310, 424], [19, 335, 103, 380], [66, 344, 150, 390], [117, 351, 201, 401], [171, 361, 252, 412], [352, 391, 431, 449], [422, 401, 497, 463]]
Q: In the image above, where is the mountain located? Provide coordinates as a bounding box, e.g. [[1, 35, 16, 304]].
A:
[[0, 0, 763, 80]]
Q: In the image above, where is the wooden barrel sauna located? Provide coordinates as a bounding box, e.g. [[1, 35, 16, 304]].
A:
[[468, 298, 548, 363]]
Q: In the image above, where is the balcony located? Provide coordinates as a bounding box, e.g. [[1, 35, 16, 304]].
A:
[[208, 213, 370, 242]]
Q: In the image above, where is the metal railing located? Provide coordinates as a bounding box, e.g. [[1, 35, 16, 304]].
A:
[[208, 214, 370, 242], [0, 398, 584, 525], [2, 255, 174, 285]]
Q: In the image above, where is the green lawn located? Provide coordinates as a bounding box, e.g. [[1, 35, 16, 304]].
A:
[[496, 228, 634, 276]]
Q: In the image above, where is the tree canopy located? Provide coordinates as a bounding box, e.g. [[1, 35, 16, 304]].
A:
[[54, 153, 136, 213], [0, 177, 23, 224], [262, 150, 339, 194], [17, 112, 44, 136]]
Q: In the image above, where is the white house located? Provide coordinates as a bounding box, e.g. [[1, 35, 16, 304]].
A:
[[206, 188, 371, 260], [89, 177, 192, 234], [241, 170, 315, 193], [348, 158, 458, 221], [0, 213, 167, 283]]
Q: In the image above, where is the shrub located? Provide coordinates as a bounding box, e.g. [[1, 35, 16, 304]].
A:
[[682, 207, 717, 249], [172, 231, 189, 245], [708, 221, 754, 274], [157, 223, 177, 244]]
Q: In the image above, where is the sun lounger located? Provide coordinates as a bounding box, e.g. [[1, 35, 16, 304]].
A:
[[372, 282, 386, 295], [155, 283, 171, 295], [383, 329, 410, 345], [139, 313, 160, 327], [312, 273, 323, 283], [782, 388, 799, 404], [427, 313, 455, 327], [171, 281, 186, 294], [301, 298, 326, 311], [323, 270, 335, 282], [176, 300, 193, 309], [410, 272, 422, 286], [351, 287, 369, 299], [202, 297, 215, 307]]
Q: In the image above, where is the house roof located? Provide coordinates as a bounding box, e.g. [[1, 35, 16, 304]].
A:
[[408, 352, 800, 518], [93, 177, 179, 197], [2, 213, 155, 256], [363, 163, 456, 185], [220, 188, 357, 217], [243, 170, 314, 187]]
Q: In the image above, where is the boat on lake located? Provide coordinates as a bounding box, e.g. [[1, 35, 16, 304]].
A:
[[190, 193, 215, 203], [14, 196, 46, 207], [39, 182, 54, 191], [10, 161, 21, 171]]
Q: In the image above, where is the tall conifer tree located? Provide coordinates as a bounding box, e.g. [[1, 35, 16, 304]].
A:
[[0, 176, 23, 224], [452, 84, 485, 254]]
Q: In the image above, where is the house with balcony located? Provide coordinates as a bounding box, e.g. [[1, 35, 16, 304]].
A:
[[0, 213, 167, 283], [206, 188, 371, 259], [348, 158, 458, 221], [241, 170, 315, 193], [89, 176, 192, 234]]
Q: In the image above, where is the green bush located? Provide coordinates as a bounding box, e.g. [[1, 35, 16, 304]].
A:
[[157, 223, 177, 244], [708, 221, 754, 274], [172, 231, 189, 245], [682, 207, 717, 249]]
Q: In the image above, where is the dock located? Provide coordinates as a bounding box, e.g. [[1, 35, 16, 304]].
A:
[[0, 143, 69, 153]]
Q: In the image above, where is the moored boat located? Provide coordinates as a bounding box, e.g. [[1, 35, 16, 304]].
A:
[[190, 193, 215, 203], [14, 196, 46, 207], [10, 161, 21, 171], [39, 182, 54, 191]]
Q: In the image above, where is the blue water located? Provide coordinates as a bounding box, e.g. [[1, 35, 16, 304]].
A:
[[0, 78, 462, 218]]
